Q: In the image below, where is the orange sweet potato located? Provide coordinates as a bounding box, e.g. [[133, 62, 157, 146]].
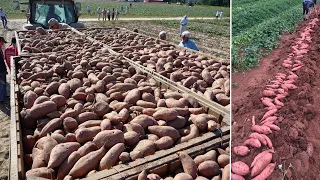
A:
[[130, 140, 156, 160], [153, 108, 179, 121], [249, 133, 267, 146], [124, 131, 140, 147], [130, 115, 157, 129], [57, 151, 81, 180], [174, 173, 193, 180], [24, 91, 38, 109], [198, 160, 220, 178], [243, 138, 261, 148], [26, 167, 56, 179], [40, 118, 63, 137], [155, 136, 174, 150]]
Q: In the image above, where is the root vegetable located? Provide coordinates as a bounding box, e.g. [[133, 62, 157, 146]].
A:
[[153, 108, 179, 121], [217, 154, 230, 167], [249, 133, 267, 146], [148, 125, 181, 141], [99, 143, 125, 170], [48, 142, 81, 168], [263, 90, 275, 97], [251, 163, 276, 180], [174, 173, 193, 180], [260, 134, 273, 149], [178, 151, 197, 178], [251, 152, 273, 177], [130, 115, 157, 129], [92, 130, 124, 148], [243, 138, 261, 148], [233, 146, 250, 156], [222, 164, 230, 180], [26, 167, 56, 179], [155, 136, 174, 150], [250, 149, 274, 168], [231, 173, 245, 180], [130, 140, 156, 160], [264, 123, 280, 131], [231, 161, 249, 176], [251, 125, 272, 134]]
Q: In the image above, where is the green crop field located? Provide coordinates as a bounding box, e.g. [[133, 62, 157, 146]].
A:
[[232, 0, 303, 71], [0, 0, 229, 18]]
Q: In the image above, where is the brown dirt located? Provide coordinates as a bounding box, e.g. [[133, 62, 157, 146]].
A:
[[232, 16, 320, 179]]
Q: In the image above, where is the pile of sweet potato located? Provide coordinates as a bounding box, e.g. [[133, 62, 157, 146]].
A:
[[18, 43, 223, 179], [115, 45, 230, 106], [81, 28, 164, 47], [137, 146, 230, 180], [18, 30, 102, 54], [231, 17, 317, 180]]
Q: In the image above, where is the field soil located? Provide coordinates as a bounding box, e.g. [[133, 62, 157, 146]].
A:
[[232, 15, 320, 179]]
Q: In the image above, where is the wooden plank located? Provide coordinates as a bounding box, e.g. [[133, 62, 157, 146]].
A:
[[9, 56, 20, 180], [106, 137, 223, 180], [85, 127, 229, 180]]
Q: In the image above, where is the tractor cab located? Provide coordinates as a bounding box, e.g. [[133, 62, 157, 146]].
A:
[[13, 0, 84, 30]]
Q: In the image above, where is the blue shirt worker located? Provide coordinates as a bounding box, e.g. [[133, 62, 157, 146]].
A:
[[178, 31, 199, 51]]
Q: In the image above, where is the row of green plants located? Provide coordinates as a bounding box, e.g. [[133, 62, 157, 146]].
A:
[[232, 4, 302, 71], [151, 19, 230, 37], [232, 0, 301, 36]]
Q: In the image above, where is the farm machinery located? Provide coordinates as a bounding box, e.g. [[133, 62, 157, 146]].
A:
[[13, 0, 85, 30]]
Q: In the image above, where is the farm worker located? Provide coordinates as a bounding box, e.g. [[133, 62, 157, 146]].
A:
[[0, 36, 7, 103], [0, 8, 7, 29], [87, 6, 91, 15], [130, 3, 133, 8], [97, 7, 102, 21], [125, 6, 129, 15], [102, 8, 107, 21], [4, 37, 18, 70], [180, 15, 188, 35], [178, 31, 199, 51], [112, 8, 115, 20], [48, 18, 69, 29], [116, 9, 120, 20], [121, 5, 124, 12], [219, 11, 223, 18], [216, 11, 219, 18], [303, 0, 313, 20], [107, 9, 111, 21], [159, 31, 166, 40], [133, 29, 139, 33]]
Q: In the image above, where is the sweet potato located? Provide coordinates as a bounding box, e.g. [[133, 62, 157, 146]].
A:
[[124, 131, 140, 147], [99, 143, 125, 170], [251, 163, 275, 180], [32, 148, 47, 169], [194, 150, 217, 165], [118, 108, 130, 122], [130, 139, 156, 160], [42, 134, 59, 163], [153, 108, 179, 121], [198, 160, 220, 178], [58, 83, 71, 99], [222, 164, 230, 180], [77, 112, 99, 124], [138, 170, 148, 180], [63, 117, 78, 130], [179, 124, 199, 143], [93, 130, 124, 148], [218, 154, 230, 167], [251, 125, 272, 134], [167, 116, 187, 129], [155, 136, 174, 150], [24, 91, 38, 109], [57, 151, 81, 180], [136, 100, 157, 108], [76, 126, 101, 143], [93, 101, 110, 117], [195, 176, 209, 180], [165, 98, 188, 108], [249, 133, 267, 146], [101, 119, 112, 131], [48, 142, 81, 168], [178, 151, 197, 178], [231, 173, 245, 180], [26, 101, 57, 120], [33, 96, 50, 105], [263, 90, 276, 97], [215, 93, 230, 106], [45, 82, 60, 95], [233, 146, 250, 157], [123, 123, 145, 136], [124, 89, 141, 105], [50, 95, 66, 107], [189, 115, 208, 131], [119, 152, 131, 163], [173, 173, 193, 180], [243, 138, 261, 148], [130, 115, 157, 129], [26, 167, 56, 179], [231, 161, 249, 176], [69, 145, 107, 178], [51, 133, 66, 144], [148, 125, 180, 141], [250, 149, 275, 168], [40, 118, 63, 137], [261, 109, 277, 120], [208, 120, 219, 131], [251, 152, 273, 177], [260, 134, 273, 149], [65, 133, 77, 142]]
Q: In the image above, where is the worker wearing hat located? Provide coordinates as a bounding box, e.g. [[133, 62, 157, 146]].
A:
[[178, 31, 199, 51], [48, 18, 69, 29], [0, 36, 8, 102], [159, 31, 166, 41]]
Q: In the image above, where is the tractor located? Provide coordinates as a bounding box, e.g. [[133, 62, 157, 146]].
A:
[[13, 0, 85, 30]]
